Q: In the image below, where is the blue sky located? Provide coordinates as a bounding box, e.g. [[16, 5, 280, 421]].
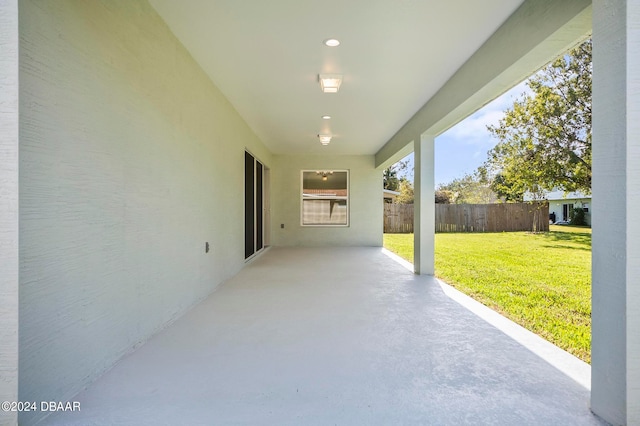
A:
[[397, 80, 532, 186]]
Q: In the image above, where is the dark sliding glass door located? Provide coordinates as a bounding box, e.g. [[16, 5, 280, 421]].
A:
[[245, 151, 265, 259], [256, 161, 263, 252]]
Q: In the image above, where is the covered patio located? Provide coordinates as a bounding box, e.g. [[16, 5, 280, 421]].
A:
[[2, 0, 639, 425], [42, 248, 598, 425]]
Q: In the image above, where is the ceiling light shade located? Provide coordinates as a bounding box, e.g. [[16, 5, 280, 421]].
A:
[[318, 134, 332, 145], [324, 38, 340, 47], [319, 74, 342, 93]]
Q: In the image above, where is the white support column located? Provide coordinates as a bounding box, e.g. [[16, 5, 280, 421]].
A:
[[414, 134, 435, 275], [0, 1, 19, 425], [592, 0, 640, 424]]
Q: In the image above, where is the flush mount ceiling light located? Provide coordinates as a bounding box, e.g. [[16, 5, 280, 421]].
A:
[[317, 134, 332, 145], [318, 74, 342, 93], [324, 38, 340, 47], [321, 115, 331, 120]]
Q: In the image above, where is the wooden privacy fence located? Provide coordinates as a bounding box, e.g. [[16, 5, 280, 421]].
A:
[[435, 202, 549, 233], [383, 202, 549, 233], [384, 203, 414, 233]]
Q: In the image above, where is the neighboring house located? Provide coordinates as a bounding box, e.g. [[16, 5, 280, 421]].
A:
[[526, 190, 592, 225], [383, 189, 400, 203], [545, 190, 592, 225]]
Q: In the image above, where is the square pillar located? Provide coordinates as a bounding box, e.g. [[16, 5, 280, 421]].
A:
[[592, 0, 640, 424], [414, 134, 435, 275], [0, 0, 20, 425]]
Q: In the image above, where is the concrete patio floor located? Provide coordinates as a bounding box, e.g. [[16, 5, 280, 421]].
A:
[[42, 247, 603, 425]]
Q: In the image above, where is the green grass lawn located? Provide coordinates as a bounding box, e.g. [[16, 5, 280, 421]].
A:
[[384, 225, 592, 363]]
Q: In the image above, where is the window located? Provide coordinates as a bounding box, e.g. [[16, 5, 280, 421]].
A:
[[301, 170, 349, 226]]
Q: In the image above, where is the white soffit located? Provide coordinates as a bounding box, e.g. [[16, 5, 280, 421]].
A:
[[149, 0, 525, 155]]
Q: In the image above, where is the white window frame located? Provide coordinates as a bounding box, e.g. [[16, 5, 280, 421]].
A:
[[300, 170, 349, 227]]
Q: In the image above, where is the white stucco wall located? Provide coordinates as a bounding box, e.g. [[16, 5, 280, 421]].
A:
[[414, 135, 435, 275], [18, 1, 271, 424], [271, 155, 382, 247], [592, 0, 640, 424], [627, 3, 640, 422], [0, 1, 19, 425], [548, 198, 591, 225]]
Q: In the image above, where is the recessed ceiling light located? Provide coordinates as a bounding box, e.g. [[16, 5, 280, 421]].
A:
[[324, 38, 340, 47], [322, 115, 331, 120]]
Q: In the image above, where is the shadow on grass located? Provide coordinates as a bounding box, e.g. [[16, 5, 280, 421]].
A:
[[542, 244, 591, 251], [545, 232, 592, 248]]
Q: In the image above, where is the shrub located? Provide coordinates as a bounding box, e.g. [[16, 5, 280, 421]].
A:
[[570, 207, 586, 226]]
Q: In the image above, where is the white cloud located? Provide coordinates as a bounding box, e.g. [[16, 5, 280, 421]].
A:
[[446, 110, 503, 141], [434, 78, 537, 185], [439, 80, 533, 146]]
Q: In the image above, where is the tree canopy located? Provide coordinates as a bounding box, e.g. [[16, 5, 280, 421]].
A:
[[395, 178, 414, 204], [383, 167, 399, 191], [435, 189, 452, 204], [438, 173, 498, 204], [383, 157, 412, 192], [480, 39, 592, 199]]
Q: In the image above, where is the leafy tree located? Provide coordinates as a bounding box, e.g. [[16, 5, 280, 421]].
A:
[[483, 39, 592, 196], [435, 189, 452, 204], [438, 173, 498, 204], [383, 167, 399, 191], [383, 156, 413, 191], [395, 178, 414, 204], [476, 169, 523, 202], [480, 144, 548, 231]]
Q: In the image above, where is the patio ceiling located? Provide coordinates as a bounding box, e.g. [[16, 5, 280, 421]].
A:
[[148, 0, 525, 156]]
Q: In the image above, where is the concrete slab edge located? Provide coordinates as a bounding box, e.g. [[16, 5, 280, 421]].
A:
[[381, 247, 414, 272], [438, 279, 591, 390], [380, 247, 591, 390]]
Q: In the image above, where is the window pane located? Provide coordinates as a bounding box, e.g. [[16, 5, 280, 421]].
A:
[[301, 170, 348, 226]]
